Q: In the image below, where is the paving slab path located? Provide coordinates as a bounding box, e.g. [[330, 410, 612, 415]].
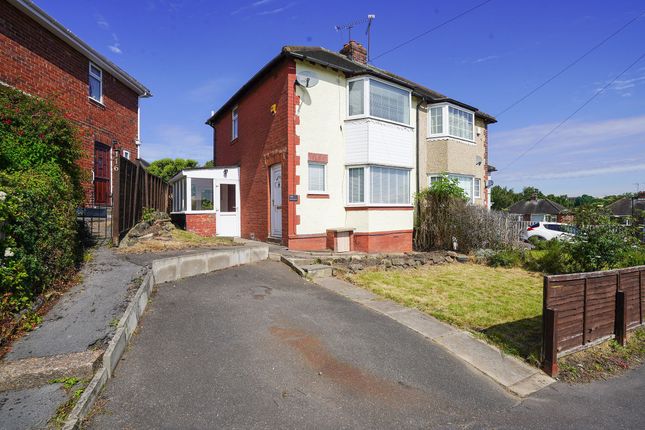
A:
[[85, 260, 645, 429]]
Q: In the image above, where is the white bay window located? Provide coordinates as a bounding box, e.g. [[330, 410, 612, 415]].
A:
[[347, 77, 411, 125], [428, 103, 475, 142], [348, 166, 411, 205]]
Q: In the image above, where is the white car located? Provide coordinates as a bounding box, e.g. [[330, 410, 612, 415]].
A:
[[522, 222, 577, 242]]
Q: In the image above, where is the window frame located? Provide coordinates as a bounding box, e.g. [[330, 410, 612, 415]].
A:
[[307, 162, 327, 194], [474, 178, 481, 199], [346, 165, 412, 207], [88, 62, 103, 103], [346, 76, 412, 126], [189, 177, 216, 213], [122, 150, 131, 160], [231, 106, 239, 141], [427, 103, 476, 143]]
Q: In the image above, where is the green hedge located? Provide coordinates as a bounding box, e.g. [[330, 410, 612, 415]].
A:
[[0, 85, 83, 315]]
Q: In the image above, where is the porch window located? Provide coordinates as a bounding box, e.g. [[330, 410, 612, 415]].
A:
[[172, 178, 187, 212], [191, 178, 214, 211]]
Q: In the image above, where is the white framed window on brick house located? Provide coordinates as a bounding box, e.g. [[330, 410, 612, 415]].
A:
[[348, 165, 411, 206], [308, 162, 326, 193], [122, 150, 131, 160], [347, 77, 411, 125], [231, 107, 239, 141], [89, 62, 102, 102], [428, 103, 475, 142]]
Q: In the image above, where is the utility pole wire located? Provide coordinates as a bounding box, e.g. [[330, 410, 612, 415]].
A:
[[371, 0, 495, 61], [495, 10, 645, 117], [500, 51, 645, 171]]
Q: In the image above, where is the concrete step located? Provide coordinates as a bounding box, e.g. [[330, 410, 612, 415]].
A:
[[301, 264, 333, 279]]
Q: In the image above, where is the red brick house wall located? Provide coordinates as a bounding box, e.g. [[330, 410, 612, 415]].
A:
[[0, 1, 139, 205], [212, 59, 292, 244], [185, 213, 217, 237]]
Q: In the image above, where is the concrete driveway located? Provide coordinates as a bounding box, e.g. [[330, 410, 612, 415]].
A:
[[87, 261, 645, 429]]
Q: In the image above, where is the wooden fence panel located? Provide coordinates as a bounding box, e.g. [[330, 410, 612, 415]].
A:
[[111, 156, 169, 245], [543, 266, 645, 376]]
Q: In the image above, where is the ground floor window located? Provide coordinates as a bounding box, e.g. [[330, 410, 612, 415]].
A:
[[429, 173, 480, 203], [308, 162, 326, 193], [348, 165, 411, 205]]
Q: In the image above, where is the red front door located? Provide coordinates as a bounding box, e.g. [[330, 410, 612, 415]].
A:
[[94, 142, 111, 205]]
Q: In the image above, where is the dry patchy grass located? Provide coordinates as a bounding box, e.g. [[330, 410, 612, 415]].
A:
[[118, 229, 236, 254], [348, 263, 543, 363]]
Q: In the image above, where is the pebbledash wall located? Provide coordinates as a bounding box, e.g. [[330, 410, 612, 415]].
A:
[[0, 0, 142, 205]]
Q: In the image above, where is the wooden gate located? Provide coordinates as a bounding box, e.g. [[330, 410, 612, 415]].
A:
[[93, 142, 111, 205]]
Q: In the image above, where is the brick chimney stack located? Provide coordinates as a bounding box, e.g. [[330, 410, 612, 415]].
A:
[[340, 40, 367, 64]]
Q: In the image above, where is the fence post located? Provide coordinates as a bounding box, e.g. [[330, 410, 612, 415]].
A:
[[542, 308, 559, 377], [615, 290, 627, 346], [111, 154, 121, 246]]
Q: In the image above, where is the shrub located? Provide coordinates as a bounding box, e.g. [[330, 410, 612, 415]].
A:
[[0, 85, 83, 315], [523, 240, 574, 275], [0, 165, 81, 313], [487, 249, 522, 268]]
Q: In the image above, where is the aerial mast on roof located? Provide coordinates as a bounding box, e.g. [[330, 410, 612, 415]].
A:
[[334, 14, 376, 62]]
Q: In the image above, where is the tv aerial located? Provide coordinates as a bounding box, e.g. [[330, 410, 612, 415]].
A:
[[335, 14, 376, 62]]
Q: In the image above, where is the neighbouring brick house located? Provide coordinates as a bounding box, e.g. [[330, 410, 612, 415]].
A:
[[0, 0, 151, 206], [206, 41, 495, 252]]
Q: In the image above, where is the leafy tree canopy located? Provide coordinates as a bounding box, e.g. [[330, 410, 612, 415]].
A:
[[146, 158, 199, 182]]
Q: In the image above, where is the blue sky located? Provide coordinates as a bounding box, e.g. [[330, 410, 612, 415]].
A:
[[37, 0, 645, 197]]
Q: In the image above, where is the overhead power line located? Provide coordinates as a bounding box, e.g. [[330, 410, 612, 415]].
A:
[[495, 10, 645, 117], [500, 51, 645, 171], [371, 0, 495, 61]]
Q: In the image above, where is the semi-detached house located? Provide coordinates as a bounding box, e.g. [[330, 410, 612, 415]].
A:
[[206, 41, 496, 253]]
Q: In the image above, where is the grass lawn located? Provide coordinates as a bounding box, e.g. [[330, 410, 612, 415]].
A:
[[347, 263, 543, 364], [118, 229, 236, 254]]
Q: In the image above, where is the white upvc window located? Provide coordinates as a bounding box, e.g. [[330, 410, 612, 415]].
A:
[[122, 150, 131, 160], [308, 162, 326, 193], [474, 178, 481, 199], [347, 77, 411, 125], [347, 165, 411, 206], [190, 178, 215, 211], [428, 103, 475, 142], [231, 107, 239, 141], [89, 62, 102, 102], [429, 173, 475, 203]]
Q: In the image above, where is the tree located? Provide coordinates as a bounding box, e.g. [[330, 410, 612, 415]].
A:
[[491, 185, 518, 210], [520, 186, 544, 201], [574, 194, 597, 207], [419, 174, 468, 201], [146, 158, 198, 182], [203, 160, 214, 168]]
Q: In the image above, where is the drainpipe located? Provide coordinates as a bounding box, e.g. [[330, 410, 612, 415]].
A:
[[414, 99, 423, 232]]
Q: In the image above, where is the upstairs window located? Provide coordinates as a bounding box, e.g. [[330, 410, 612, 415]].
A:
[[89, 63, 102, 102], [231, 107, 239, 141], [347, 78, 411, 125], [429, 104, 475, 142]]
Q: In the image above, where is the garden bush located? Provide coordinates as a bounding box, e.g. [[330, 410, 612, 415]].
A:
[[0, 85, 83, 316]]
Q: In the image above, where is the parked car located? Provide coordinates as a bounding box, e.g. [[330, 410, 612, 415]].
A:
[[522, 222, 578, 241]]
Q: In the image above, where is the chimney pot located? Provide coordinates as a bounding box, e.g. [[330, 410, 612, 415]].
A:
[[340, 40, 367, 64]]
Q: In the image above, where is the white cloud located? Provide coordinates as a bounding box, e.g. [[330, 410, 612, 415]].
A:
[[108, 34, 122, 54], [96, 15, 110, 29], [142, 125, 212, 163], [231, 0, 275, 15], [257, 2, 296, 15], [472, 55, 499, 64]]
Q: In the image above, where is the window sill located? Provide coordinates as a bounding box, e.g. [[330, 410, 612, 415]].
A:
[[427, 135, 475, 145], [345, 116, 413, 129], [88, 97, 106, 108], [307, 193, 329, 199]]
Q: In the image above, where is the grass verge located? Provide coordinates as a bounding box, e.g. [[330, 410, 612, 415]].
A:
[[346, 263, 543, 364], [118, 229, 236, 254]]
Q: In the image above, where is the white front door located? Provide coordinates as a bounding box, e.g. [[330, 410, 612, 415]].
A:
[[216, 182, 240, 237], [270, 164, 282, 238]]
